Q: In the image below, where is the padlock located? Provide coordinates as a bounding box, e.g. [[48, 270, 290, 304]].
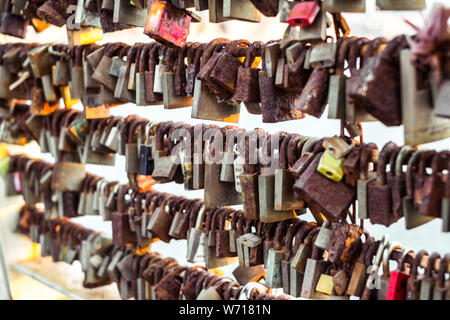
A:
[[204, 208, 238, 268], [186, 206, 208, 263], [386, 146, 414, 219], [51, 161, 86, 192], [308, 42, 337, 69], [290, 223, 317, 272], [386, 249, 413, 300], [300, 244, 327, 299], [82, 123, 116, 166], [432, 255, 449, 300], [266, 219, 292, 288], [376, 0, 425, 10], [378, 242, 403, 300], [417, 152, 447, 217], [275, 135, 306, 211], [147, 197, 175, 243], [367, 142, 400, 226], [323, 0, 365, 12], [420, 252, 440, 300], [239, 131, 260, 219], [111, 185, 137, 247], [223, 0, 261, 22], [356, 144, 376, 220], [281, 220, 305, 294], [296, 67, 330, 118], [237, 230, 263, 267], [314, 220, 332, 250], [435, 79, 450, 118], [92, 43, 125, 91], [346, 239, 372, 297], [289, 136, 317, 179], [294, 151, 355, 222], [406, 250, 429, 300], [286, 1, 320, 27], [115, 44, 141, 102], [136, 43, 155, 106], [327, 222, 363, 265], [289, 224, 317, 297], [259, 135, 297, 223], [402, 150, 435, 229], [204, 139, 242, 207], [113, 0, 147, 26], [144, 0, 191, 48], [348, 36, 407, 127], [442, 158, 450, 232], [317, 150, 344, 182], [400, 49, 450, 145], [215, 208, 236, 258], [162, 47, 193, 109]]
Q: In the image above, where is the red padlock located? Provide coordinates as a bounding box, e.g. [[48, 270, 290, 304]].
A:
[[286, 1, 320, 27], [386, 249, 413, 300], [144, 0, 192, 48]]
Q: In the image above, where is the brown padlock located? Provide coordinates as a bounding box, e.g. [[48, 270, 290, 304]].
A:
[[147, 194, 176, 243], [294, 149, 355, 222], [416, 151, 447, 217], [367, 141, 401, 226], [215, 208, 236, 258], [111, 185, 137, 247], [233, 42, 263, 114]]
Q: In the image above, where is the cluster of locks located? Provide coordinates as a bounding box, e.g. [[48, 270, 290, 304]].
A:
[[17, 205, 290, 300], [0, 1, 432, 41], [1, 106, 449, 231], [0, 3, 448, 138], [0, 0, 448, 302], [3, 147, 450, 300]]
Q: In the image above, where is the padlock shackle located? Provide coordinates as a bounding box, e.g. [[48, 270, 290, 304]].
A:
[[424, 252, 441, 279], [394, 145, 415, 177], [405, 149, 426, 197], [273, 219, 292, 250], [335, 36, 356, 75], [361, 37, 387, 66], [409, 250, 429, 279], [376, 141, 398, 185], [387, 146, 401, 178], [148, 42, 161, 68], [138, 43, 152, 73], [283, 219, 305, 261], [155, 121, 174, 153], [382, 241, 403, 277], [287, 135, 303, 168], [188, 200, 204, 229], [292, 222, 315, 253], [417, 150, 436, 176], [359, 143, 377, 180], [279, 134, 294, 170], [348, 37, 369, 77], [398, 249, 414, 272], [436, 255, 449, 289], [199, 38, 229, 68], [117, 184, 130, 213]]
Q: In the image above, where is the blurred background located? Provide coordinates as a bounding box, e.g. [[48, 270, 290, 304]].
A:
[[0, 0, 449, 300]]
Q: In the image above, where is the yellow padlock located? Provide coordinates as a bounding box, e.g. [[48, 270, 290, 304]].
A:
[[317, 151, 344, 182], [60, 86, 80, 109], [316, 273, 334, 295]]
